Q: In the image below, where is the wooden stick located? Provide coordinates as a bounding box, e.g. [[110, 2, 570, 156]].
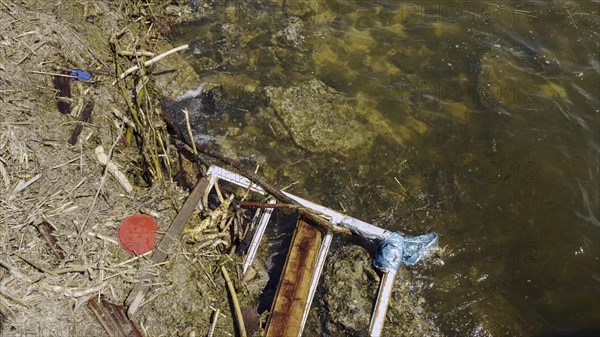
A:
[[182, 108, 197, 155], [238, 201, 299, 209], [207, 308, 220, 337], [125, 177, 210, 314], [68, 101, 94, 145], [95, 145, 133, 193], [29, 70, 77, 78], [221, 266, 247, 337], [118, 50, 155, 57], [112, 44, 188, 85], [238, 201, 334, 223]]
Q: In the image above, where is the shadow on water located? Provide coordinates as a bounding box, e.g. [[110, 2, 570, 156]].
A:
[[255, 210, 297, 315], [167, 0, 600, 336]]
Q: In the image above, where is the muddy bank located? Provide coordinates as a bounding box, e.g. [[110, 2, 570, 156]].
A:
[[0, 1, 251, 336]]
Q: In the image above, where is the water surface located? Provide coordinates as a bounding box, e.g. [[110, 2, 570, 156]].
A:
[[171, 1, 600, 335]]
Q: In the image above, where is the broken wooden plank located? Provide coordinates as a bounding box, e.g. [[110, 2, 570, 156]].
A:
[[53, 74, 71, 114], [68, 101, 94, 145], [88, 296, 143, 337], [125, 176, 210, 314], [265, 216, 324, 337]]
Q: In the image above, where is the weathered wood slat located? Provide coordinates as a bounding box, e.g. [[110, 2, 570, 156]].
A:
[[125, 177, 210, 314], [265, 216, 323, 337]]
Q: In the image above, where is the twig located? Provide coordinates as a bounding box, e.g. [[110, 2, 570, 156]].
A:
[[112, 44, 189, 84], [28, 70, 77, 78], [46, 281, 108, 297], [182, 108, 196, 155], [207, 308, 220, 337], [87, 232, 120, 246], [221, 266, 246, 337], [118, 50, 155, 57], [197, 259, 216, 288], [63, 125, 125, 264], [214, 178, 224, 203], [111, 107, 136, 130], [9, 173, 42, 199], [238, 201, 332, 221], [0, 288, 28, 307], [115, 251, 152, 267], [564, 4, 578, 29], [238, 201, 301, 209], [13, 252, 87, 276], [0, 259, 33, 282]]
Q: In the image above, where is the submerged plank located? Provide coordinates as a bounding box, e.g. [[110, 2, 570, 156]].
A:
[[265, 216, 324, 337]]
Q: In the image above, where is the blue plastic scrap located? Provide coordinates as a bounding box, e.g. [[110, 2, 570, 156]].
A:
[[373, 232, 438, 272], [71, 69, 93, 81]]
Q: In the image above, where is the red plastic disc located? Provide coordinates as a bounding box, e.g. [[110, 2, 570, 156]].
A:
[[117, 214, 158, 255]]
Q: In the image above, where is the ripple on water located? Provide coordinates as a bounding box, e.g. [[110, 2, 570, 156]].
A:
[[169, 0, 600, 335]]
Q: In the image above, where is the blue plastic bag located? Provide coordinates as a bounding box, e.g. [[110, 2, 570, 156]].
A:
[[373, 232, 438, 272], [71, 69, 93, 81]]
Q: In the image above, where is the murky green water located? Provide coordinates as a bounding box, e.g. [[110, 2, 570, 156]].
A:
[[170, 1, 599, 336]]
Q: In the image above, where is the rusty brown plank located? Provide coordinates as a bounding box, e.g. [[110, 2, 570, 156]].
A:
[[68, 101, 94, 145], [265, 216, 323, 337], [88, 296, 143, 337]]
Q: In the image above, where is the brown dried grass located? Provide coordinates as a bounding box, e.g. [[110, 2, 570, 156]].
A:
[[0, 1, 239, 336]]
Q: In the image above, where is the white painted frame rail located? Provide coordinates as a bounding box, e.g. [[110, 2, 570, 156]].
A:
[[204, 165, 406, 337]]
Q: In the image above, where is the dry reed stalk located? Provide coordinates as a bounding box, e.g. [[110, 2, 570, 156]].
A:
[[221, 265, 247, 337], [64, 125, 125, 264], [111, 44, 189, 85]]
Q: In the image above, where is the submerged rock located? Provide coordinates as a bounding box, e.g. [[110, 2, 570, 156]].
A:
[[478, 47, 571, 115], [469, 291, 531, 337], [272, 16, 305, 50], [265, 79, 375, 154], [320, 245, 441, 336], [161, 84, 265, 148], [320, 245, 378, 335]]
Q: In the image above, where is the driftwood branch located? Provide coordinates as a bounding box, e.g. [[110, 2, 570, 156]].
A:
[[238, 201, 334, 221], [238, 201, 300, 209], [172, 139, 352, 236]]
